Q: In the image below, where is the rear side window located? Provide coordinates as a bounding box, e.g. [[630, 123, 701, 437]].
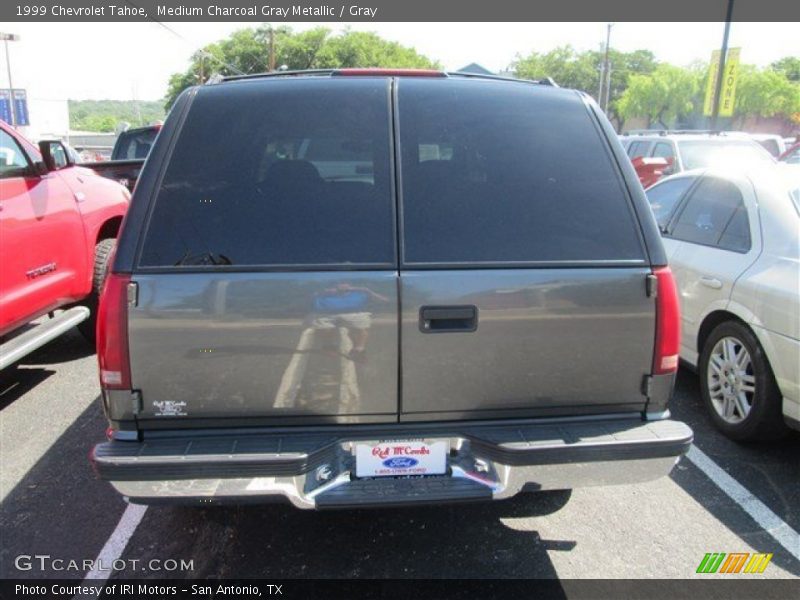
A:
[[651, 142, 675, 160], [397, 80, 644, 264], [113, 128, 158, 160], [627, 141, 650, 158], [646, 176, 696, 229], [670, 176, 751, 252], [139, 79, 394, 268]]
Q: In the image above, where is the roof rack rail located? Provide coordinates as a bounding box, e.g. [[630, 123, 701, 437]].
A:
[[211, 68, 559, 87], [622, 129, 731, 137], [214, 69, 337, 83], [446, 71, 558, 86]]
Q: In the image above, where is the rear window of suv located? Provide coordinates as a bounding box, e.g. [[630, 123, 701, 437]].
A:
[[138, 78, 394, 268], [397, 79, 644, 264], [677, 140, 775, 170]]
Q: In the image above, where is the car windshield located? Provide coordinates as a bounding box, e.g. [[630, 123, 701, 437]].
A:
[[678, 140, 775, 170]]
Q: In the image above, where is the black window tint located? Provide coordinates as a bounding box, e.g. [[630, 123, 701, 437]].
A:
[[718, 205, 751, 252], [646, 177, 695, 230], [113, 128, 158, 160], [758, 139, 779, 157], [671, 177, 750, 251], [398, 80, 644, 264], [139, 79, 394, 267], [651, 142, 675, 160], [627, 141, 649, 158]]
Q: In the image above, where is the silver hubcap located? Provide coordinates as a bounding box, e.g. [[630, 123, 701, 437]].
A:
[[707, 336, 756, 424]]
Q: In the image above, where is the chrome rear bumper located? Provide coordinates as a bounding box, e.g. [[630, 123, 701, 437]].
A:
[[93, 416, 692, 509]]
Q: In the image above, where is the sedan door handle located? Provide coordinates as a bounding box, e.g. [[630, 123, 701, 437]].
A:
[[699, 276, 723, 289], [419, 305, 478, 333]]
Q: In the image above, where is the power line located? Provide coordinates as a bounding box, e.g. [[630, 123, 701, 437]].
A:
[[123, 0, 247, 76]]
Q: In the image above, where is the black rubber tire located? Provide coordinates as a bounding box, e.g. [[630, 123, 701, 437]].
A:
[[78, 238, 116, 343], [699, 320, 789, 442]]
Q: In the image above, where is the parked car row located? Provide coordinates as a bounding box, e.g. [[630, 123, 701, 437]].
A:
[[619, 130, 776, 185], [1, 71, 796, 515]]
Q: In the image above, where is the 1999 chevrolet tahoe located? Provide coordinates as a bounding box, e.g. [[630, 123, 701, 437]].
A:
[[91, 69, 693, 508]]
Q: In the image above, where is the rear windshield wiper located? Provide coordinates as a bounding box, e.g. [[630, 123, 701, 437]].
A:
[[174, 251, 233, 266]]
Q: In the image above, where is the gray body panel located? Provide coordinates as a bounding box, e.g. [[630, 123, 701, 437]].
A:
[[400, 268, 655, 416], [129, 268, 654, 425], [129, 272, 398, 423]]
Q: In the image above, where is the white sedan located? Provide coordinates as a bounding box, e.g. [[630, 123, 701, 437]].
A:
[[645, 166, 799, 441]]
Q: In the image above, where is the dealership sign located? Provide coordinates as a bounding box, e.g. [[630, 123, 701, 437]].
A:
[[0, 89, 29, 126]]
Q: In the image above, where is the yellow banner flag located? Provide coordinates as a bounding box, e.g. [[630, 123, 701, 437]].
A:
[[719, 48, 741, 117], [703, 50, 721, 117], [704, 48, 742, 118]]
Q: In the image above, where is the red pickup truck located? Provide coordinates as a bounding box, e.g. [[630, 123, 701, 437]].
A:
[[0, 121, 129, 369]]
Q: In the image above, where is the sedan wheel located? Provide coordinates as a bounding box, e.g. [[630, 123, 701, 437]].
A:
[[706, 336, 755, 424], [699, 321, 788, 442]]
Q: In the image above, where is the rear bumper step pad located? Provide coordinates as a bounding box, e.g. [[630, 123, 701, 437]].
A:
[[92, 416, 692, 508]]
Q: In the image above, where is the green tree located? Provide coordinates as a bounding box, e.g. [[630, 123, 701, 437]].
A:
[[617, 64, 698, 128], [734, 66, 800, 126], [511, 45, 597, 92], [597, 49, 658, 129], [769, 56, 800, 83], [164, 26, 440, 110], [69, 99, 165, 132], [512, 46, 657, 128], [315, 30, 441, 69]]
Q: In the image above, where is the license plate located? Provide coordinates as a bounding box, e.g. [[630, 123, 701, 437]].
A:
[[354, 439, 449, 478]]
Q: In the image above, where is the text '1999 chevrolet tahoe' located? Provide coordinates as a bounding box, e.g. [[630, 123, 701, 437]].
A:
[[91, 69, 693, 508]]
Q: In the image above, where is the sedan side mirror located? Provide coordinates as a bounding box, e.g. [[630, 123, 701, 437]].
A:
[[38, 140, 73, 171]]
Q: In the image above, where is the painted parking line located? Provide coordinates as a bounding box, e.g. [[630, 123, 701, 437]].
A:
[[81, 503, 148, 584], [685, 445, 800, 561]]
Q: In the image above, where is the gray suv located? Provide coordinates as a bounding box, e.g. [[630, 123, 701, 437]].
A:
[[92, 69, 692, 508]]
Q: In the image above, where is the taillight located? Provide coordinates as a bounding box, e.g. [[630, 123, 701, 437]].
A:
[[653, 266, 681, 375], [97, 273, 132, 389]]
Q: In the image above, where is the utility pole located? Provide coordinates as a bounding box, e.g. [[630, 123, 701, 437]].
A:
[[132, 83, 142, 126], [597, 63, 605, 108], [599, 23, 614, 112], [710, 0, 735, 131], [268, 27, 276, 72], [1, 32, 20, 127]]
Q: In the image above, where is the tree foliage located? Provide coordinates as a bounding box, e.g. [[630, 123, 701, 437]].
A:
[[770, 56, 800, 83], [159, 28, 799, 130], [617, 64, 698, 128], [164, 26, 440, 109], [69, 99, 165, 132], [734, 65, 800, 124], [511, 45, 657, 127], [512, 45, 598, 92]]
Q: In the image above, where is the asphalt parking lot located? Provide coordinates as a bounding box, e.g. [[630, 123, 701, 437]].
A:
[[1, 328, 798, 581]]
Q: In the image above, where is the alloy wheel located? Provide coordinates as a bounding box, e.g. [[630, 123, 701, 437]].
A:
[[706, 336, 756, 424]]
